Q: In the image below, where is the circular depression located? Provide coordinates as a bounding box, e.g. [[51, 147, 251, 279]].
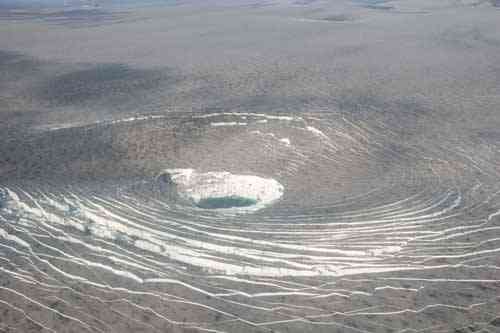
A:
[[158, 168, 284, 212], [1, 111, 500, 332]]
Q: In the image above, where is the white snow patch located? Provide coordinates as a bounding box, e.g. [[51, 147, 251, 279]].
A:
[[210, 122, 247, 127], [306, 126, 329, 140], [279, 138, 291, 146], [195, 112, 302, 122], [111, 115, 166, 124]]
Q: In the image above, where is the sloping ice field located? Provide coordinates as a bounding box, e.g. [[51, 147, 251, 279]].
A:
[[1, 0, 500, 332]]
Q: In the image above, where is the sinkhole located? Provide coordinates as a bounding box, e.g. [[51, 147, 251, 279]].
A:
[[158, 168, 283, 211]]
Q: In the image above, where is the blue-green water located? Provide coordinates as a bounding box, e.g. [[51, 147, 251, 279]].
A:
[[196, 196, 258, 209]]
